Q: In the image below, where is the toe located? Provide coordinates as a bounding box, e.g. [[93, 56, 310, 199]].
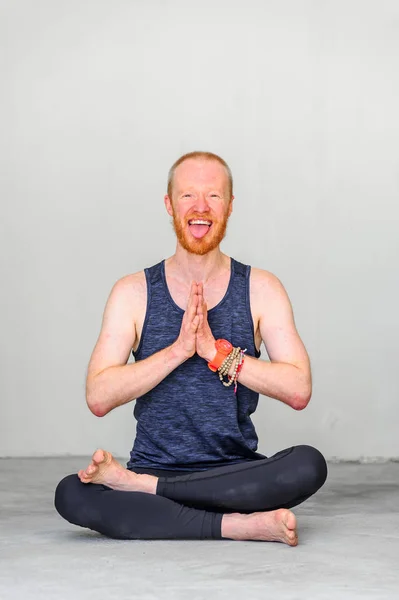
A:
[[92, 449, 106, 464], [287, 529, 296, 541], [78, 470, 90, 483], [285, 530, 296, 546], [282, 510, 296, 531], [86, 464, 97, 475]]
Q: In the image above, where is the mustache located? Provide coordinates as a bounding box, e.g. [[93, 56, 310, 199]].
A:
[[184, 212, 214, 222]]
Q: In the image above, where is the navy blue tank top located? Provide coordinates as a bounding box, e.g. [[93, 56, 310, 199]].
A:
[[127, 257, 266, 471]]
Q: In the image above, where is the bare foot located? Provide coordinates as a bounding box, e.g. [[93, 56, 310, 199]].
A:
[[221, 508, 298, 546], [78, 449, 157, 494]]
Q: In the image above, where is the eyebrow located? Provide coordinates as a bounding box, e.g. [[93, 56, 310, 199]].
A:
[[178, 187, 224, 194]]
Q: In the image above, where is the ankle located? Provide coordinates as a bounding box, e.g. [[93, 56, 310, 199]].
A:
[[221, 513, 253, 541], [135, 473, 158, 495]]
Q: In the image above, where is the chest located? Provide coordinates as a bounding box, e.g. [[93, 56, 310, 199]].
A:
[[168, 273, 231, 312], [133, 269, 262, 354]]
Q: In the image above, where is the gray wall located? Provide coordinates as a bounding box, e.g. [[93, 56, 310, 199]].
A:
[[1, 0, 398, 460]]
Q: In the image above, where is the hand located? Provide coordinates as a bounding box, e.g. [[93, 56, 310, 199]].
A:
[[174, 282, 200, 360], [195, 282, 216, 362]]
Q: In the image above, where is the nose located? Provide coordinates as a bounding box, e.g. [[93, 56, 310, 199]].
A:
[[193, 193, 210, 213]]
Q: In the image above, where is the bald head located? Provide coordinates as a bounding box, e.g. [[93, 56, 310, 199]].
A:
[[167, 151, 233, 200]]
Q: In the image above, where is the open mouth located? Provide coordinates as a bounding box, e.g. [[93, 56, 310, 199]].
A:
[[188, 219, 213, 239]]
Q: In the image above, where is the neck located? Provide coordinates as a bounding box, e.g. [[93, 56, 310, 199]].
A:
[[167, 244, 229, 284]]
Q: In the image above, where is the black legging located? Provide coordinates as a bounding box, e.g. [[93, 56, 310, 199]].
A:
[[54, 445, 327, 540]]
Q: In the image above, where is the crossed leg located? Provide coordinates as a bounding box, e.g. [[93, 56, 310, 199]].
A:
[[55, 446, 327, 546]]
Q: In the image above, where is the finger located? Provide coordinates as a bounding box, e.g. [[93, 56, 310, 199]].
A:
[[201, 288, 207, 312], [192, 282, 200, 303], [197, 283, 205, 314], [187, 281, 196, 304], [186, 281, 197, 308], [187, 288, 199, 320], [198, 294, 207, 316], [197, 313, 203, 331], [191, 296, 199, 321], [196, 292, 203, 315], [191, 314, 200, 332]]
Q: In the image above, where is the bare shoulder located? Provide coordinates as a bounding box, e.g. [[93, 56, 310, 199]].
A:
[[103, 270, 147, 327], [250, 266, 289, 303], [111, 270, 146, 299], [89, 270, 147, 376]]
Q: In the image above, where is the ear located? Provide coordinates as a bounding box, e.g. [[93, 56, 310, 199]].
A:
[[164, 195, 173, 217], [228, 196, 234, 216]]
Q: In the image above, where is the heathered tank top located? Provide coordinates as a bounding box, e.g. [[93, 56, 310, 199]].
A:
[[127, 257, 266, 472]]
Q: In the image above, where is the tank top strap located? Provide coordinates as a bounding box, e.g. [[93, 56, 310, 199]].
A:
[[231, 258, 248, 281], [146, 260, 163, 286]]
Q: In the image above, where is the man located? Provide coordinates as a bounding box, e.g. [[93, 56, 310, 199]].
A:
[[55, 151, 327, 545]]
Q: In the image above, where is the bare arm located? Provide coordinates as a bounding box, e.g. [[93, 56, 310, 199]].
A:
[[236, 270, 312, 410], [86, 276, 199, 417], [197, 269, 312, 410]]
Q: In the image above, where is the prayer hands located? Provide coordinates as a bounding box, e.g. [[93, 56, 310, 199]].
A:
[[195, 282, 216, 362], [175, 282, 200, 359], [175, 282, 216, 362]]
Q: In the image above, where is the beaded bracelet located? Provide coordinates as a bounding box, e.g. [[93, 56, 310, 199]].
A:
[[233, 349, 246, 393], [218, 347, 241, 386], [217, 347, 247, 393]]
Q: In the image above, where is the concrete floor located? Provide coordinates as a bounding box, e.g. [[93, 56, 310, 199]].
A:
[[0, 458, 398, 600]]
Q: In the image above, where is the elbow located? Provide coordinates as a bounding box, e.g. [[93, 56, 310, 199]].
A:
[[291, 384, 312, 411], [88, 403, 108, 418], [292, 398, 309, 411], [86, 395, 108, 418], [86, 383, 109, 418]]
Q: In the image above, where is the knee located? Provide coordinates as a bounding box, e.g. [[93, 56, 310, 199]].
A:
[[295, 445, 328, 494], [54, 474, 84, 525]]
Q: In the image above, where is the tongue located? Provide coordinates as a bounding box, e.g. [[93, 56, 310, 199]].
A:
[[189, 224, 210, 239]]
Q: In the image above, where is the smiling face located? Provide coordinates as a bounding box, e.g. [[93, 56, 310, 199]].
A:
[[165, 158, 233, 255]]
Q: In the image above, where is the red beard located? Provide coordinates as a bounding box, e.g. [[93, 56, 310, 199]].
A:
[[171, 207, 231, 256]]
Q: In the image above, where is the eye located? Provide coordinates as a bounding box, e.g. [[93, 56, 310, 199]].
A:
[[210, 194, 220, 198], [182, 194, 192, 198]]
